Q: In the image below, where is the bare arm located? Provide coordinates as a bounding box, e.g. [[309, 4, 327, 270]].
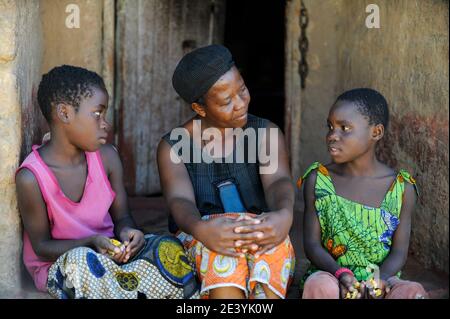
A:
[[259, 122, 295, 235], [99, 145, 136, 234], [156, 139, 202, 236], [99, 144, 145, 260], [378, 182, 417, 280], [234, 122, 295, 254], [16, 169, 99, 261], [303, 170, 341, 274], [260, 122, 295, 219]]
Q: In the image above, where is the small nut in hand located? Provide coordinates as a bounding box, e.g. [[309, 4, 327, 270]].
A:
[[108, 238, 123, 256]]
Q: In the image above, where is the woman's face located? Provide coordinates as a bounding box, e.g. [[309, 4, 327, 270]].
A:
[[197, 66, 250, 128]]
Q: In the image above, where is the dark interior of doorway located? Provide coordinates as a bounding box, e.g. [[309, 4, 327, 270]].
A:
[[224, 0, 286, 132]]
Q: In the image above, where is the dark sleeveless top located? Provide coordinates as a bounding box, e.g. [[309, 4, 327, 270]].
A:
[[162, 114, 270, 233]]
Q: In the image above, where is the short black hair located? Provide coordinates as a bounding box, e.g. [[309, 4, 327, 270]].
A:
[[37, 65, 106, 123], [336, 88, 389, 128]]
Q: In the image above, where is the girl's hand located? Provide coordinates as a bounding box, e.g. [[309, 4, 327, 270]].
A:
[[366, 278, 390, 299], [339, 273, 365, 299], [234, 209, 291, 257], [119, 228, 145, 263], [91, 235, 127, 263]]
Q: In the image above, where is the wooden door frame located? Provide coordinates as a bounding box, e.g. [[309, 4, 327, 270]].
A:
[[108, 0, 302, 190], [284, 0, 302, 181]]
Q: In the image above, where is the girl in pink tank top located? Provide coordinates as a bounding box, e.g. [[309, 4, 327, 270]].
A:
[[16, 65, 198, 299]]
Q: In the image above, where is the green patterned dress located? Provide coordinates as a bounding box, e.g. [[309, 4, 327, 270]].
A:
[[298, 162, 418, 282]]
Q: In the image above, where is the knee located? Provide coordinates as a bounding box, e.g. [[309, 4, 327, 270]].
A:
[[302, 272, 339, 299], [389, 281, 428, 299], [209, 286, 246, 299], [403, 282, 428, 299]]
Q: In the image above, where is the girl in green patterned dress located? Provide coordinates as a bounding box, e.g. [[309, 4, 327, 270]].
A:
[[298, 88, 427, 299]]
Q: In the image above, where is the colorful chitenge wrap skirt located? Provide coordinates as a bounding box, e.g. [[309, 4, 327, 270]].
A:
[[47, 234, 199, 299], [177, 213, 296, 299]]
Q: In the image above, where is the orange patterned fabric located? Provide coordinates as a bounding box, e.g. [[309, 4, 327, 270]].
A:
[[177, 213, 295, 299]]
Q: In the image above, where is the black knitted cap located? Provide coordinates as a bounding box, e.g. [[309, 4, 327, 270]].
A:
[[172, 44, 235, 103]]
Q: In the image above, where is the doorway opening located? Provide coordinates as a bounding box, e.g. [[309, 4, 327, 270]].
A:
[[224, 0, 286, 131]]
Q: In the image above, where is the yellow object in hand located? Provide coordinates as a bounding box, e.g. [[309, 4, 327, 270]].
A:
[[108, 238, 123, 256], [369, 278, 382, 297], [369, 278, 378, 288], [345, 290, 358, 299]]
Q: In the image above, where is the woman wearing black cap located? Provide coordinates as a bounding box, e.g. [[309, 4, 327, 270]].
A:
[[157, 45, 295, 299]]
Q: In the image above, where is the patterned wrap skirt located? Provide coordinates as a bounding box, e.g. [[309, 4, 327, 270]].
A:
[[177, 213, 296, 299], [46, 234, 200, 299]]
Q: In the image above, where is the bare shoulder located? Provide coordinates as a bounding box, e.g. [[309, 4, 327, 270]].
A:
[[403, 181, 418, 203], [301, 168, 318, 208], [16, 167, 39, 189], [157, 136, 188, 170], [303, 168, 318, 191], [15, 168, 43, 203], [157, 138, 172, 156]]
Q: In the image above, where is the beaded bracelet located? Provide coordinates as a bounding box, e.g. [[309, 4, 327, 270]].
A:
[[335, 267, 354, 279]]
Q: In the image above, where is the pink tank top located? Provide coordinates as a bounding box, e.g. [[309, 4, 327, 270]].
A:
[[17, 145, 116, 291]]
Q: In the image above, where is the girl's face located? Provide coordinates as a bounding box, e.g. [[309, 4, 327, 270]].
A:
[[326, 100, 377, 164], [66, 86, 111, 152], [195, 66, 250, 128]]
